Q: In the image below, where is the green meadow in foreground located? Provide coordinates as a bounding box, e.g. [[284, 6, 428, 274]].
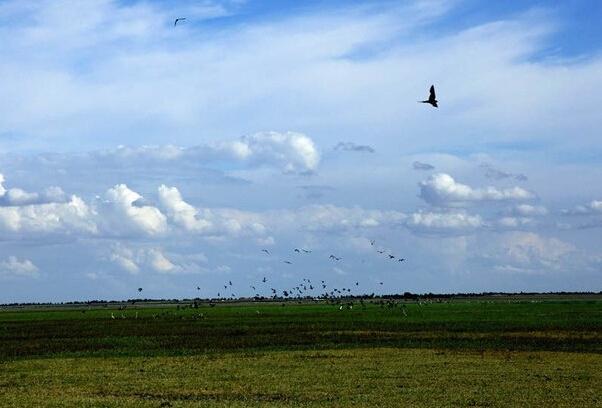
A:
[[1, 298, 601, 407]]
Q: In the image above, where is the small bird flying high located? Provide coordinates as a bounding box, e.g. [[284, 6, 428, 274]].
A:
[[420, 85, 438, 108]]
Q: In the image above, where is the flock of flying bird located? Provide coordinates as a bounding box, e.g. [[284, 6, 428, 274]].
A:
[[138, 239, 406, 303], [133, 18, 440, 301], [239, 240, 405, 301]]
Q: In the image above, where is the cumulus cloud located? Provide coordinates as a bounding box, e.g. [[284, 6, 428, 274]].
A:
[[109, 244, 140, 274], [157, 184, 268, 239], [99, 184, 167, 237], [90, 131, 320, 175], [224, 132, 320, 174], [0, 194, 96, 235], [157, 185, 212, 233], [0, 174, 67, 206], [412, 161, 435, 171], [109, 244, 183, 274], [146, 248, 178, 273], [480, 163, 527, 181], [419, 173, 535, 206], [0, 256, 39, 278], [333, 142, 375, 153], [0, 177, 411, 242]]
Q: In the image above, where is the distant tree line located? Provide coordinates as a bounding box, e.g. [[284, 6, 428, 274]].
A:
[[1, 291, 601, 307]]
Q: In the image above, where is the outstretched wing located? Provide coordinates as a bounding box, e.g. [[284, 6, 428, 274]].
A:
[[429, 85, 436, 100]]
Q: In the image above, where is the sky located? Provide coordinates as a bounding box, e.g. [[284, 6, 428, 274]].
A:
[[0, 0, 601, 303]]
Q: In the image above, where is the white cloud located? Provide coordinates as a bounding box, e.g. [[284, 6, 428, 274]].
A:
[[0, 177, 411, 242], [109, 244, 185, 275], [562, 200, 602, 215], [0, 194, 96, 235], [0, 256, 39, 278], [157, 184, 268, 239], [496, 216, 534, 228], [269, 205, 406, 233], [405, 210, 483, 234], [88, 131, 320, 175], [505, 204, 548, 217], [99, 184, 167, 236], [0, 173, 67, 206], [109, 244, 140, 274], [157, 185, 212, 233], [493, 232, 574, 273], [419, 173, 535, 206], [146, 248, 177, 273], [220, 131, 320, 174]]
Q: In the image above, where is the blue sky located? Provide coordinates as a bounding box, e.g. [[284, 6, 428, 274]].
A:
[[0, 0, 601, 303]]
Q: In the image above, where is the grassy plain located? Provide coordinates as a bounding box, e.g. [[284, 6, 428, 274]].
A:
[[1, 298, 601, 407]]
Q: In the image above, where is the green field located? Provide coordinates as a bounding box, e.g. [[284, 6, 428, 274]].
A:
[[1, 298, 601, 407]]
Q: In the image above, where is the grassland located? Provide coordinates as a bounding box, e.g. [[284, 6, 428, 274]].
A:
[[1, 297, 601, 407]]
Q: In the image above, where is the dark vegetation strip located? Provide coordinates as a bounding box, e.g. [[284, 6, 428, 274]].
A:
[[1, 300, 601, 360]]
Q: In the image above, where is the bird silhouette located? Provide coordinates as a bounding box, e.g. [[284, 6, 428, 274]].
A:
[[398, 258, 405, 262], [261, 249, 270, 255], [388, 254, 395, 259], [262, 277, 267, 283], [294, 248, 301, 253], [137, 287, 143, 292], [174, 17, 186, 26], [420, 85, 438, 108], [284, 261, 293, 265], [302, 249, 312, 253]]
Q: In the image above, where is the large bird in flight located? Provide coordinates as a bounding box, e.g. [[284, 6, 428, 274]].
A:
[[420, 85, 438, 108], [174, 17, 186, 26]]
